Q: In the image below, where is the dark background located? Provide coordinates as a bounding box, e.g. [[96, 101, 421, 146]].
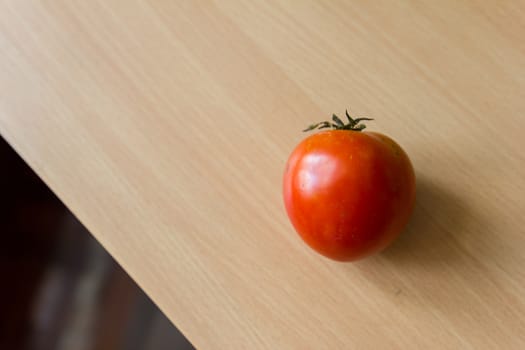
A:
[[0, 136, 194, 350]]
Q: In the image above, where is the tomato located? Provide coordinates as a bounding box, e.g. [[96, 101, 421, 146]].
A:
[[283, 112, 415, 261]]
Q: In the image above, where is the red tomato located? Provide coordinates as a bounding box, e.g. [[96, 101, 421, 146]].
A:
[[283, 113, 415, 261]]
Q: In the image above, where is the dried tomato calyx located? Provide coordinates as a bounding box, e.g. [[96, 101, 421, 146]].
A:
[[303, 110, 373, 132]]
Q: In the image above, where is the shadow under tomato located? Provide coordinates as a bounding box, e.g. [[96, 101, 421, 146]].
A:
[[379, 175, 479, 265]]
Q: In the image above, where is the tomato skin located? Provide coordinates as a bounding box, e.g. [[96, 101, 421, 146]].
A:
[[283, 130, 415, 261]]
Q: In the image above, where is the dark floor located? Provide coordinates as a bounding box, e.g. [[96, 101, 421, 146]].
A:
[[0, 136, 194, 350]]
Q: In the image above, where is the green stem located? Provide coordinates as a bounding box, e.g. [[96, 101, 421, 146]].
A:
[[303, 110, 373, 132]]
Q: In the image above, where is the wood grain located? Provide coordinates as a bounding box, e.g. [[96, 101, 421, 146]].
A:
[[1, 1, 525, 348]]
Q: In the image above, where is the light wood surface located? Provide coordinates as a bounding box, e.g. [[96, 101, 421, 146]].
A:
[[1, 1, 525, 349]]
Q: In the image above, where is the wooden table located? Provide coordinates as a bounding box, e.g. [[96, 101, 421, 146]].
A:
[[1, 1, 524, 349]]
